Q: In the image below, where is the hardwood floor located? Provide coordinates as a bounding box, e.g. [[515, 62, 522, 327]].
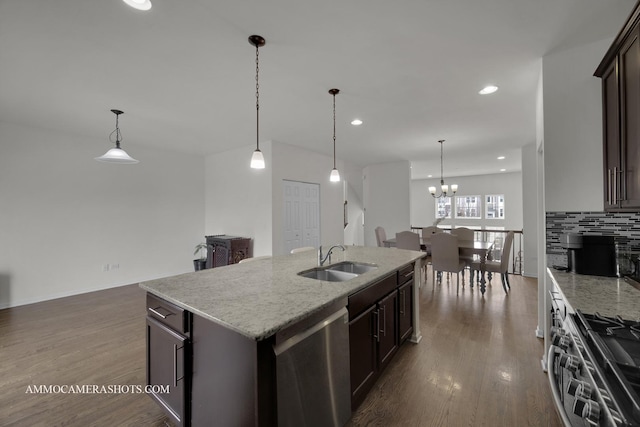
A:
[[0, 273, 560, 426], [347, 272, 561, 427]]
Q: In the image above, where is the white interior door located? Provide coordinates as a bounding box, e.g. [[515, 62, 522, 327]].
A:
[[283, 180, 320, 254]]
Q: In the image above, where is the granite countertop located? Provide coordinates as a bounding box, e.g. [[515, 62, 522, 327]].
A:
[[547, 268, 640, 321], [140, 246, 426, 341]]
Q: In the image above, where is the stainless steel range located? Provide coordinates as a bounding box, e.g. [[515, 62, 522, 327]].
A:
[[548, 310, 640, 426]]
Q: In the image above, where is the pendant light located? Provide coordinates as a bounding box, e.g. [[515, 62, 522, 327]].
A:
[[95, 109, 139, 164], [122, 0, 152, 11], [329, 88, 341, 182], [428, 140, 457, 198], [249, 35, 266, 169]]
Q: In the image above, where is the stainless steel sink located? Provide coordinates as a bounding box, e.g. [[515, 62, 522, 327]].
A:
[[326, 261, 378, 275], [298, 261, 378, 282], [299, 269, 358, 282]]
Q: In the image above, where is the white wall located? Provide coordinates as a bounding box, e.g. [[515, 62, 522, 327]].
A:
[[363, 161, 411, 247], [271, 142, 345, 255], [522, 143, 539, 278], [204, 142, 273, 257], [543, 38, 612, 211], [0, 122, 205, 308], [411, 172, 524, 231], [343, 161, 364, 246]]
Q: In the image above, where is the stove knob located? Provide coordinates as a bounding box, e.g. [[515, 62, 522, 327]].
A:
[[559, 354, 581, 373], [552, 335, 572, 350], [573, 397, 600, 424], [567, 378, 592, 399], [577, 382, 592, 400]]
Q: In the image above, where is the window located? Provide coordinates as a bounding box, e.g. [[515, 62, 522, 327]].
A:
[[435, 196, 452, 219], [455, 196, 481, 219], [485, 194, 505, 219]]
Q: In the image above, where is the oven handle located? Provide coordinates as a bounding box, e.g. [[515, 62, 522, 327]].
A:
[[547, 345, 573, 427]]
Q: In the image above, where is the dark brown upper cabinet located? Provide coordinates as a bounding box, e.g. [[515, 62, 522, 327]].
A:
[[596, 3, 640, 211]]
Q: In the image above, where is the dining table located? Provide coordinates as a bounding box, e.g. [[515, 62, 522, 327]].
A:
[[383, 237, 494, 295]]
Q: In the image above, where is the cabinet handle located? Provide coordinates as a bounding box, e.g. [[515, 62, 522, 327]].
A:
[[403, 290, 407, 315], [621, 168, 627, 201], [607, 169, 612, 204], [148, 307, 173, 319], [612, 166, 618, 205], [399, 290, 405, 315], [380, 305, 386, 337], [373, 310, 380, 342], [173, 344, 184, 387]]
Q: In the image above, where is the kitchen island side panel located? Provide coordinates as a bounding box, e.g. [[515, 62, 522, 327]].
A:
[[191, 314, 276, 426]]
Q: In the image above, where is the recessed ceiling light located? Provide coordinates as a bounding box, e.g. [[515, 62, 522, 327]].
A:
[[123, 0, 152, 10], [497, 156, 505, 160], [500, 168, 506, 172], [479, 85, 498, 95], [351, 119, 363, 126]]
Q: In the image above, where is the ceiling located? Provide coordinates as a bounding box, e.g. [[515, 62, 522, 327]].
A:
[[0, 0, 635, 179]]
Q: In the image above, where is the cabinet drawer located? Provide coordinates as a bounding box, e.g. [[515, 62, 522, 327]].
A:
[[398, 263, 414, 285], [348, 273, 397, 320], [147, 293, 190, 335]]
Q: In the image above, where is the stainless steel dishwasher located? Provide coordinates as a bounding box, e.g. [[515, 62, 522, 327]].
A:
[[274, 306, 351, 427]]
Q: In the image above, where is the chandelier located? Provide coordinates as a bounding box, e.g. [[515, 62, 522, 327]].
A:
[[428, 139, 457, 198]]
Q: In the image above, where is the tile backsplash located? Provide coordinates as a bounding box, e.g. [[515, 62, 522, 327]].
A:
[[546, 212, 640, 258]]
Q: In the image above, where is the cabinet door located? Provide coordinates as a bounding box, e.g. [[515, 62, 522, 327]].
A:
[[147, 316, 189, 427], [398, 280, 414, 344], [349, 305, 377, 410], [620, 27, 640, 208], [377, 291, 398, 371], [602, 59, 621, 210]]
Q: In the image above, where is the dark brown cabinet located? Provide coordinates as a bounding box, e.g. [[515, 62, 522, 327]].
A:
[[397, 264, 414, 344], [146, 295, 191, 427], [347, 263, 414, 410], [596, 4, 640, 211], [348, 305, 377, 410], [398, 279, 414, 344], [377, 291, 398, 370]]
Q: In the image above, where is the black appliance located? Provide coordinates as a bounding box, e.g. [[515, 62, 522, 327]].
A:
[[561, 234, 617, 277], [548, 310, 640, 426]]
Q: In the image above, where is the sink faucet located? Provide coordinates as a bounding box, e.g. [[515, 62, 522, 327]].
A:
[[318, 245, 346, 266]]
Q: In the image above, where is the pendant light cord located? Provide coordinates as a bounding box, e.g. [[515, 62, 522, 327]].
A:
[[332, 92, 336, 168], [440, 140, 444, 185], [255, 43, 260, 151], [109, 112, 123, 148]]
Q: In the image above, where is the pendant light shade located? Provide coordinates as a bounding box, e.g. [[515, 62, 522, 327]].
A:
[[250, 149, 265, 169], [122, 0, 152, 11], [249, 35, 266, 169], [95, 109, 139, 164], [329, 88, 341, 182]]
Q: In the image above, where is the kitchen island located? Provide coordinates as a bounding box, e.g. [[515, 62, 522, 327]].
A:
[[140, 245, 426, 427]]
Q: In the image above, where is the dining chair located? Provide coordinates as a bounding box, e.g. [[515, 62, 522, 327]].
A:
[[396, 231, 427, 287], [471, 231, 514, 292], [375, 226, 387, 247], [290, 246, 315, 254], [238, 256, 271, 264], [421, 226, 442, 255], [451, 227, 476, 279], [430, 232, 466, 294], [395, 231, 421, 251]]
